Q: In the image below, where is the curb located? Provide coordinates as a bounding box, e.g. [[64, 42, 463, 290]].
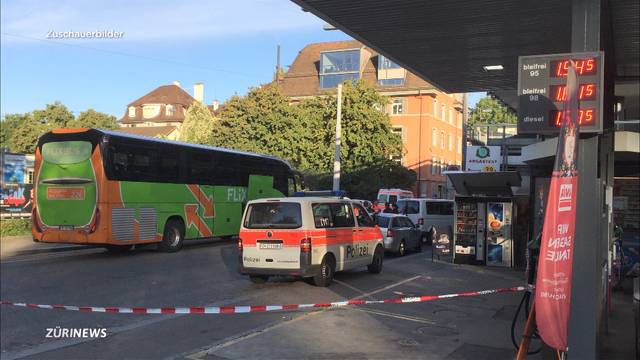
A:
[[10, 245, 96, 257]]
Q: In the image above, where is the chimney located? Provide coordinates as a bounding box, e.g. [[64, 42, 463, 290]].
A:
[[212, 99, 220, 111], [172, 80, 181, 87], [194, 82, 204, 103]]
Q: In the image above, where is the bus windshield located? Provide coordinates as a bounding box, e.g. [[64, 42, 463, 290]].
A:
[[42, 141, 92, 164], [244, 203, 302, 229]]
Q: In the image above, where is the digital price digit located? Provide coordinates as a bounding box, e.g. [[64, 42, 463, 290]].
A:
[[550, 109, 596, 126], [551, 59, 597, 77], [550, 84, 596, 101]]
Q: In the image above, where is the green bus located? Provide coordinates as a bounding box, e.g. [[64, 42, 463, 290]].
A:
[[32, 128, 300, 252]]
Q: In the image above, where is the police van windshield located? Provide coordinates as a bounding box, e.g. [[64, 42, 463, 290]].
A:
[[244, 202, 302, 229]]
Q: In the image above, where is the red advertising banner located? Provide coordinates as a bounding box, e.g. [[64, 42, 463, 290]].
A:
[[535, 61, 580, 351]]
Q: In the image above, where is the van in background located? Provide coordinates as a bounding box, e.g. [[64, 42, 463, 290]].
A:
[[396, 198, 454, 244], [376, 189, 413, 210]]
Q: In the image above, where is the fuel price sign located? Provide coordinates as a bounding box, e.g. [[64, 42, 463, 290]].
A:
[[517, 52, 603, 134]]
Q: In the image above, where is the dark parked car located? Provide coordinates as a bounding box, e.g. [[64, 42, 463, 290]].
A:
[[376, 213, 422, 256]]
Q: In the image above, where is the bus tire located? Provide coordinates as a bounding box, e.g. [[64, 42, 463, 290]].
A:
[[159, 218, 184, 253], [249, 275, 269, 284], [313, 255, 335, 287], [104, 244, 133, 254], [368, 246, 384, 274]]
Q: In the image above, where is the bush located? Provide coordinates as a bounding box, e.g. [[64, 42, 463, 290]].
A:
[[1, 218, 32, 237], [303, 161, 417, 200]]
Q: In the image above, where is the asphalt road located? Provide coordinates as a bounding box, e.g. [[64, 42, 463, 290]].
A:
[[1, 240, 537, 360]]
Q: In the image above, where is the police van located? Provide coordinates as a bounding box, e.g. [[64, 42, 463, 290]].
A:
[[238, 193, 384, 286]]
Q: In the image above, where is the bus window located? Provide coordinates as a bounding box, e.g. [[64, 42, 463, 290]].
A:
[[441, 202, 454, 215], [188, 151, 213, 184], [158, 146, 180, 183], [110, 144, 157, 181], [426, 202, 442, 215]]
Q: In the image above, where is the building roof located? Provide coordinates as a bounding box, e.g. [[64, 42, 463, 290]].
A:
[[127, 85, 196, 107], [278, 40, 436, 98], [114, 125, 178, 138]]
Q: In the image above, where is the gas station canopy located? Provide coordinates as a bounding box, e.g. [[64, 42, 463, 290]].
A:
[[293, 0, 638, 109]]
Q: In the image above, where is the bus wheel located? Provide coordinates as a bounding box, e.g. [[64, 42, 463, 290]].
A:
[[159, 218, 184, 252], [368, 246, 384, 274], [104, 245, 133, 254], [313, 255, 335, 287], [249, 275, 269, 284]]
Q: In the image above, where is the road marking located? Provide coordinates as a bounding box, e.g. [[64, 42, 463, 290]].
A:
[[0, 292, 258, 360], [184, 275, 423, 359], [352, 307, 436, 325]]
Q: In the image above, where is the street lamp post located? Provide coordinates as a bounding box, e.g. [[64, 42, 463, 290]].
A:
[[332, 84, 343, 192]]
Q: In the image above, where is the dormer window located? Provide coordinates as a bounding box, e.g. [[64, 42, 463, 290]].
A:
[[377, 55, 405, 86], [128, 106, 135, 117], [319, 49, 360, 88], [166, 104, 175, 116]]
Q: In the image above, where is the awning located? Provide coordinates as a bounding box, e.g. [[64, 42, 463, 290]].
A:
[[446, 171, 522, 197]]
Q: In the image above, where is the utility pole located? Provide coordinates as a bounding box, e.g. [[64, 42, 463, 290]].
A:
[[332, 84, 343, 192], [462, 93, 468, 171]]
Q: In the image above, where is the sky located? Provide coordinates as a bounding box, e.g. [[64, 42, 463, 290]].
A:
[[1, 0, 485, 118]]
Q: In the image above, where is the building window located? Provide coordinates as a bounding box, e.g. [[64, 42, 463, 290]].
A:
[[320, 49, 360, 88], [432, 128, 437, 146], [166, 104, 175, 116], [391, 126, 404, 139], [378, 78, 405, 86], [449, 109, 453, 124], [441, 104, 446, 121], [440, 130, 446, 149], [433, 99, 438, 117], [377, 55, 404, 86], [457, 136, 462, 154], [128, 106, 135, 117], [391, 98, 404, 115], [378, 55, 401, 70], [431, 157, 437, 175], [458, 111, 463, 128], [448, 134, 453, 151], [142, 105, 160, 119]]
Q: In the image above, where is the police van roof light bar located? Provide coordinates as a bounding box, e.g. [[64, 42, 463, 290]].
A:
[[293, 190, 347, 198]]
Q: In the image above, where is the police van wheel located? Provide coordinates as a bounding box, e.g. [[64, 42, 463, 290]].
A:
[[368, 246, 384, 274], [313, 255, 335, 287], [249, 275, 269, 284], [159, 218, 184, 253]]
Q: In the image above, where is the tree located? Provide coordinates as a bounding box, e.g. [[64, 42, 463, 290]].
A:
[[6, 116, 49, 154], [0, 113, 30, 150], [211, 84, 307, 164], [298, 80, 402, 172], [179, 101, 216, 145], [72, 109, 119, 129], [468, 96, 516, 128], [32, 102, 74, 128]]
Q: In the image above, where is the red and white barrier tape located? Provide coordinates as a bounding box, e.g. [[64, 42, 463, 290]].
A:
[[0, 286, 527, 315]]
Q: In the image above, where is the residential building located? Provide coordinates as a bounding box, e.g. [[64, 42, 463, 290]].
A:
[[278, 40, 464, 198], [118, 81, 220, 140]]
